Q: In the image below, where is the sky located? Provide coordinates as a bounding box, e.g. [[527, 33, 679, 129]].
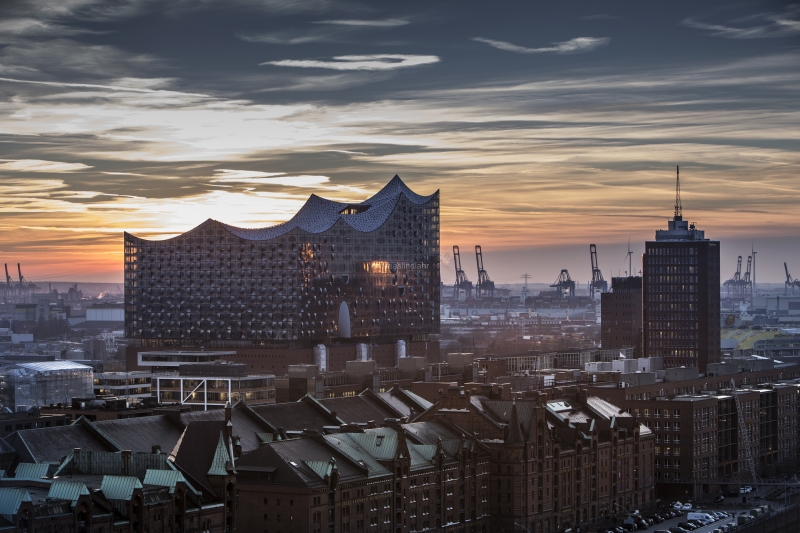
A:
[[0, 0, 798, 285]]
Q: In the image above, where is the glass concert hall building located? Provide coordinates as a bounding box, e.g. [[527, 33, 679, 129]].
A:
[[124, 176, 440, 349]]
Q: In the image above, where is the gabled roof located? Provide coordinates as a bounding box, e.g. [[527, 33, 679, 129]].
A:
[[93, 415, 184, 455], [14, 463, 50, 480], [7, 424, 114, 464], [143, 469, 200, 496], [170, 420, 231, 498], [0, 487, 31, 520], [249, 399, 338, 434], [48, 480, 89, 504], [99, 476, 142, 501], [180, 404, 271, 454]]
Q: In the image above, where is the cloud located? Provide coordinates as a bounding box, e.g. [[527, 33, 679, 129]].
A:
[[473, 36, 610, 54], [211, 169, 330, 187], [312, 19, 409, 27], [237, 29, 336, 45], [0, 159, 92, 172], [683, 8, 800, 39], [263, 54, 440, 71]]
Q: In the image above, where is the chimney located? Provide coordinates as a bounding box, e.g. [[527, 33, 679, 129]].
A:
[[121, 450, 131, 475], [152, 445, 161, 455]]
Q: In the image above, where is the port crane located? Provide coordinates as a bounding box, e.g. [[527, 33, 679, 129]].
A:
[[452, 246, 473, 299], [550, 269, 575, 298], [589, 244, 608, 296], [785, 263, 800, 294], [474, 245, 495, 298]]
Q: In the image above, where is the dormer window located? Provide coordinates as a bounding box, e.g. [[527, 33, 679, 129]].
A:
[[376, 435, 384, 446], [340, 204, 370, 215]]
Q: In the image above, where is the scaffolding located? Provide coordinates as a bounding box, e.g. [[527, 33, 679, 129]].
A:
[[3, 361, 93, 411]]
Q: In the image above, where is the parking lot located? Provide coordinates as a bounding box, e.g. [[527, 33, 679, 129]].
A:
[[594, 503, 782, 533]]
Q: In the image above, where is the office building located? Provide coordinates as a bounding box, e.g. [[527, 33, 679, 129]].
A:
[[601, 276, 643, 358], [643, 169, 721, 371]]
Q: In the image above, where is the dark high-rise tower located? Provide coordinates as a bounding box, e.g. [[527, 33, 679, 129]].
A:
[[643, 167, 721, 371], [601, 276, 643, 357]]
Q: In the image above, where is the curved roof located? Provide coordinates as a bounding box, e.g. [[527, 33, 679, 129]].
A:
[[220, 174, 435, 240], [130, 175, 436, 242]]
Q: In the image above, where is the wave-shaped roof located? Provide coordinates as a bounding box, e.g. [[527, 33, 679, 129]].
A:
[[215, 174, 435, 240]]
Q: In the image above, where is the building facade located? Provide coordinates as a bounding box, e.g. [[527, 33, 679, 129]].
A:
[[124, 176, 440, 348], [601, 276, 642, 358], [643, 172, 721, 371]]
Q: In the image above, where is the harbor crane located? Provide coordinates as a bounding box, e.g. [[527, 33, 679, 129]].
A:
[[474, 245, 495, 298], [589, 244, 608, 296], [724, 255, 751, 299], [785, 263, 800, 294], [452, 246, 473, 299], [550, 269, 575, 298]]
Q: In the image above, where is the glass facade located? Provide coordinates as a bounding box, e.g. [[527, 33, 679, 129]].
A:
[[124, 176, 440, 347]]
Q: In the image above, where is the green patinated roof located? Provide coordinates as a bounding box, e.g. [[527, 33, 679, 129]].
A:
[[256, 432, 274, 443], [48, 481, 89, 504], [305, 459, 336, 480], [207, 432, 231, 476], [323, 433, 391, 478], [0, 488, 31, 520], [15, 463, 50, 480], [143, 469, 200, 496], [100, 476, 143, 500], [408, 443, 436, 469]]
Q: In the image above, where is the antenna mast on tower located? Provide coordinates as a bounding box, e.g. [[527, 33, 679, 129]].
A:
[[674, 165, 682, 220]]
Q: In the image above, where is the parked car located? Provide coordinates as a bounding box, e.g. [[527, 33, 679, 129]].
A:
[[671, 502, 683, 510], [669, 528, 690, 533], [648, 515, 664, 523], [681, 503, 693, 510], [678, 522, 697, 530], [714, 495, 725, 503]]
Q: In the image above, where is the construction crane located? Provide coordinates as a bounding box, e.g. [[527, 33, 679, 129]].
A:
[[731, 379, 760, 489], [452, 246, 473, 299], [550, 269, 575, 298], [474, 245, 495, 298], [785, 263, 800, 294], [589, 244, 608, 296]]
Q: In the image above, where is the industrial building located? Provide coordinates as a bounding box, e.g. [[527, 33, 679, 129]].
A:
[[643, 169, 721, 372], [123, 175, 440, 348]]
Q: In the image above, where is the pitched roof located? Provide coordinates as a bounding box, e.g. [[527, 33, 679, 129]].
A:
[[7, 424, 114, 464], [319, 396, 399, 425], [248, 400, 338, 433], [170, 420, 231, 498], [143, 469, 200, 496], [93, 415, 184, 455], [99, 476, 142, 501], [48, 481, 89, 504], [180, 404, 270, 453], [14, 463, 49, 480], [0, 487, 31, 520]]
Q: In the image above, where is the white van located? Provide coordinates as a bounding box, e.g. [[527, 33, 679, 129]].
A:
[[687, 512, 715, 524]]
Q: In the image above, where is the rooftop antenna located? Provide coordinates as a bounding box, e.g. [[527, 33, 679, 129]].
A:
[[751, 241, 757, 298], [674, 165, 682, 220]]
